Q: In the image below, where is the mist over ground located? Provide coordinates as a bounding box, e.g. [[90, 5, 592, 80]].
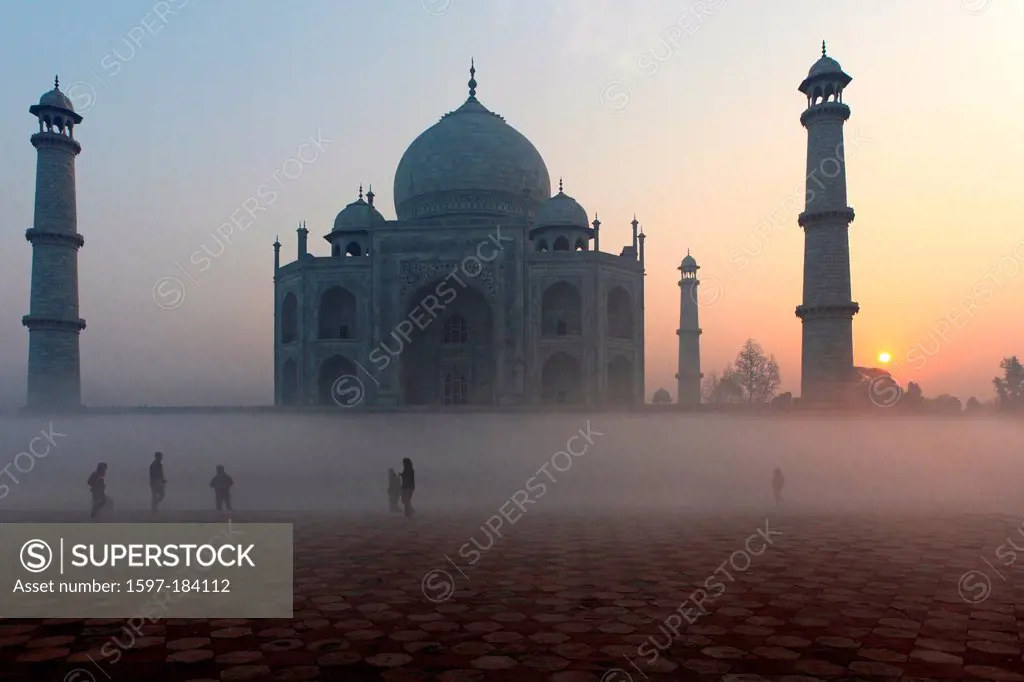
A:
[[0, 413, 1020, 516]]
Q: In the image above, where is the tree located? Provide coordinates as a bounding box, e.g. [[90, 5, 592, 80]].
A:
[[903, 381, 924, 409], [652, 388, 672, 404], [701, 371, 718, 402], [931, 394, 962, 413], [966, 396, 982, 412], [703, 367, 745, 404], [732, 339, 781, 404], [993, 356, 1024, 410]]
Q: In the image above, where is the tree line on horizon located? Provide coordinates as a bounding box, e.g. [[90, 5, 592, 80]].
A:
[[651, 344, 1024, 413]]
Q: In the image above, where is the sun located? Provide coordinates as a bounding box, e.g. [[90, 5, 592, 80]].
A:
[[878, 352, 892, 364]]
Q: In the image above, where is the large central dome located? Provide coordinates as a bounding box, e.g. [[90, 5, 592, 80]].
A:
[[393, 64, 551, 221]]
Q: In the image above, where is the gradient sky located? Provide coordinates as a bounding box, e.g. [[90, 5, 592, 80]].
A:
[[0, 0, 1020, 407]]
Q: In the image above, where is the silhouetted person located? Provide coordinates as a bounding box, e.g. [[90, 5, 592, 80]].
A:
[[388, 468, 402, 513], [88, 462, 108, 519], [400, 458, 415, 518], [150, 452, 166, 513], [772, 467, 785, 507], [210, 465, 234, 513]]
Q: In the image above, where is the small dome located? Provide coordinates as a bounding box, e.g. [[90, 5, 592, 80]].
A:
[[808, 55, 842, 78], [39, 77, 76, 112], [40, 88, 74, 111], [652, 388, 672, 404], [681, 253, 698, 270], [333, 197, 385, 232], [535, 188, 589, 229]]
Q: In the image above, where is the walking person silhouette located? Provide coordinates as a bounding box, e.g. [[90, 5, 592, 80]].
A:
[[150, 452, 167, 513], [400, 458, 415, 519], [210, 465, 234, 514], [772, 467, 785, 508], [88, 462, 109, 519]]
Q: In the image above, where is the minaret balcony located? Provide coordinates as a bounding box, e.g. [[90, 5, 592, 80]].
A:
[[22, 315, 87, 332], [25, 228, 85, 248], [30, 131, 82, 154], [795, 302, 859, 320], [800, 102, 851, 126], [798, 208, 855, 229]]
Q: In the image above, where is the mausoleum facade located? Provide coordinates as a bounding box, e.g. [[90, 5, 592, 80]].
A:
[[273, 64, 646, 407]]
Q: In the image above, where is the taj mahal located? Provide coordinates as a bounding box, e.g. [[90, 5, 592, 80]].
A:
[[21, 47, 860, 410], [273, 63, 649, 408]]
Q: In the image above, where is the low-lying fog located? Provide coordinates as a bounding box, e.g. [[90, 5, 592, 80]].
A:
[[0, 413, 1020, 515]]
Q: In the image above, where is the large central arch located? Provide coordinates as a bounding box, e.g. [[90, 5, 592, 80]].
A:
[[400, 280, 495, 405]]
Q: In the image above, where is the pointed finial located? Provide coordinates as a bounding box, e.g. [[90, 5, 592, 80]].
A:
[[358, 184, 363, 200], [822, 40, 827, 57], [631, 214, 638, 226], [687, 248, 691, 256], [468, 58, 477, 98], [54, 75, 60, 90], [558, 177, 563, 193]]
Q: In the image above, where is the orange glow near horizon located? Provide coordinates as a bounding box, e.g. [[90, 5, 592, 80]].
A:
[[878, 353, 892, 364]]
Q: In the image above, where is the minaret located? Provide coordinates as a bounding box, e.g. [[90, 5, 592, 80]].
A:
[[637, 227, 646, 405], [273, 235, 281, 405], [795, 42, 859, 404], [676, 251, 702, 407], [24, 76, 87, 411]]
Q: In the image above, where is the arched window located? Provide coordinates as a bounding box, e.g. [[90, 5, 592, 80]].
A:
[[345, 242, 362, 257], [536, 239, 549, 253], [444, 315, 468, 345], [318, 287, 357, 339], [281, 293, 298, 344], [541, 352, 583, 404], [607, 286, 634, 340], [553, 236, 570, 251], [541, 282, 582, 337]]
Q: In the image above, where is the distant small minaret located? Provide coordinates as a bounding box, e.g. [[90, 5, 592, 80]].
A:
[[24, 76, 87, 410], [297, 221, 308, 258], [676, 251, 702, 407], [795, 41, 859, 403]]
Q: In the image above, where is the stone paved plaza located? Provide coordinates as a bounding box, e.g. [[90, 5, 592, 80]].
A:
[[2, 511, 1024, 681]]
